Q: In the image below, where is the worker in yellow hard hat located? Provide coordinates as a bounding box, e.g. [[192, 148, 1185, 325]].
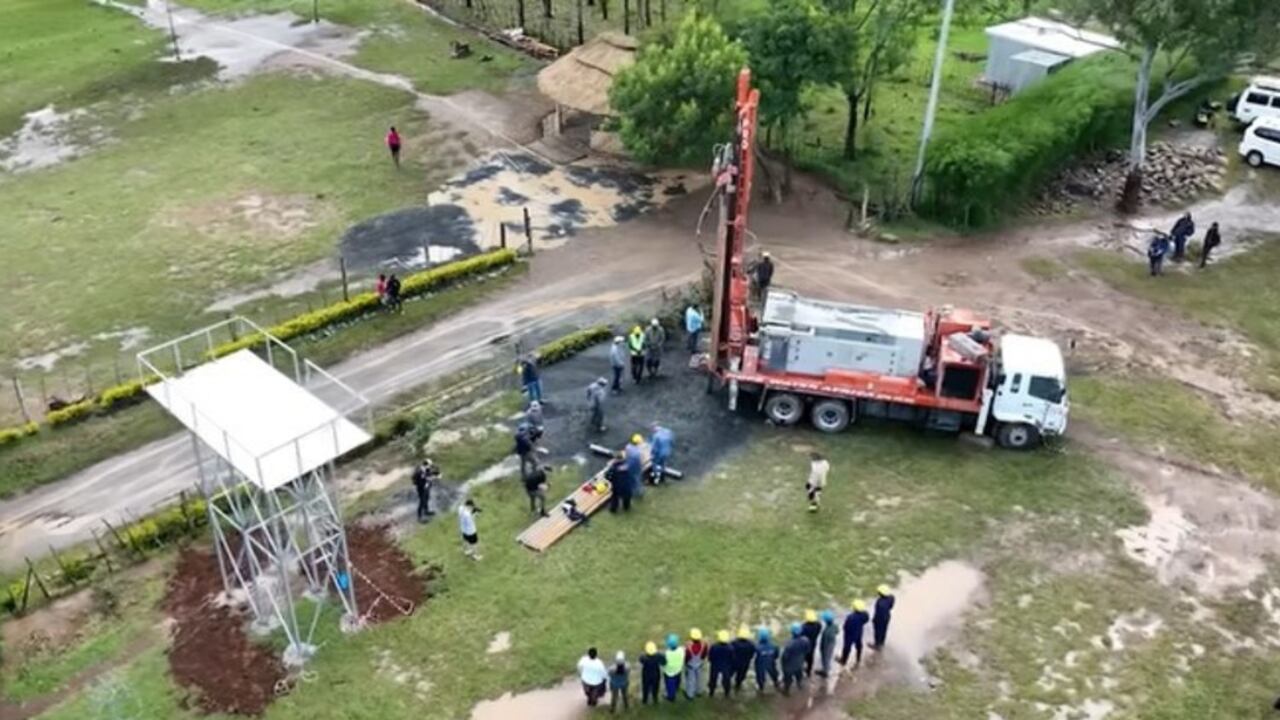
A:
[[640, 641, 663, 705], [872, 585, 895, 651], [624, 434, 645, 500], [731, 625, 756, 693], [840, 599, 871, 668], [708, 630, 734, 697], [627, 325, 646, 384], [684, 628, 708, 698], [800, 610, 822, 677]]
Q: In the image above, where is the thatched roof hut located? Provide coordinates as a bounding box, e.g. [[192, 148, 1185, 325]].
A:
[[536, 32, 638, 116]]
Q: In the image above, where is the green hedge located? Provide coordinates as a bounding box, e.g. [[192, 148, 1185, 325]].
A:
[[922, 54, 1137, 227], [0, 250, 517, 448], [533, 325, 613, 365]]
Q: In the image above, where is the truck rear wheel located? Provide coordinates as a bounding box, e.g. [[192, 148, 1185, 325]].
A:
[[764, 393, 804, 426], [811, 399, 851, 433], [997, 422, 1040, 450]]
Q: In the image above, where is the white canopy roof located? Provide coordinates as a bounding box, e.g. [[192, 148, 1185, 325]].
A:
[[146, 350, 370, 491], [986, 16, 1120, 58]]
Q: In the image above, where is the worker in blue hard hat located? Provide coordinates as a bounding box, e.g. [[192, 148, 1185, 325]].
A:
[[662, 634, 685, 701], [730, 625, 757, 694], [754, 626, 780, 694], [781, 622, 809, 696], [817, 610, 839, 677]]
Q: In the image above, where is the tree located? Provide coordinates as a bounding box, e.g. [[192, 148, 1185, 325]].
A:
[[609, 13, 748, 165], [823, 0, 926, 159], [741, 0, 844, 146], [1067, 0, 1280, 211]]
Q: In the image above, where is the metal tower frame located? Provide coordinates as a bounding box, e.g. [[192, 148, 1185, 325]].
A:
[[138, 317, 373, 666]]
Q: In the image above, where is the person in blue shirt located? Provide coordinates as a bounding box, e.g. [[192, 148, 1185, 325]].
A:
[[649, 423, 674, 484], [517, 354, 542, 403], [873, 585, 895, 650], [754, 627, 780, 694], [684, 304, 704, 354], [840, 599, 870, 667]]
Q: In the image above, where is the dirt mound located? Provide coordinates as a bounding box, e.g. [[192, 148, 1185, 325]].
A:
[[164, 548, 285, 716], [347, 524, 435, 624]]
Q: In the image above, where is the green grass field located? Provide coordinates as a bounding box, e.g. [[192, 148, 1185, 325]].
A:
[[0, 0, 534, 425]]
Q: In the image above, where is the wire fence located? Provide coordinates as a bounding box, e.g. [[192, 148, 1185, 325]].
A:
[[425, 0, 694, 50]]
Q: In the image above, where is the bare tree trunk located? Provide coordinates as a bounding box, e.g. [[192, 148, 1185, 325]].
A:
[[576, 0, 584, 44], [843, 89, 860, 160], [643, 0, 651, 27], [623, 0, 629, 33], [544, 0, 552, 18], [518, 0, 525, 27], [1119, 46, 1156, 214], [601, 0, 607, 20]]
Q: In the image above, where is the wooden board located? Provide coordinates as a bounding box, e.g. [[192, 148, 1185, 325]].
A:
[[516, 442, 651, 552]]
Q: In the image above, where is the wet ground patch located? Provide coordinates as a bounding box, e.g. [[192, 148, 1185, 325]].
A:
[[339, 205, 482, 272]]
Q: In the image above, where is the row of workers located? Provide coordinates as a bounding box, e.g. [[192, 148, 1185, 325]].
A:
[[576, 588, 895, 709]]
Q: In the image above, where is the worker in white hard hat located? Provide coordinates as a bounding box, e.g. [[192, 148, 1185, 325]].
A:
[[644, 318, 666, 379], [609, 336, 627, 393], [750, 250, 774, 302]]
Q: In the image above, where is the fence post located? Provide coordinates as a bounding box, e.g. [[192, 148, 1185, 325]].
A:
[[20, 566, 33, 612], [500, 222, 508, 249], [102, 518, 133, 557], [523, 207, 534, 255], [24, 558, 51, 600], [84, 361, 93, 396], [91, 530, 116, 573], [11, 377, 30, 423], [49, 545, 75, 587], [340, 256, 350, 302], [423, 241, 432, 268], [38, 374, 48, 411]]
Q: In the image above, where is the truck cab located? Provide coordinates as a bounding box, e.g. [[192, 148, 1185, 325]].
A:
[[988, 334, 1069, 448]]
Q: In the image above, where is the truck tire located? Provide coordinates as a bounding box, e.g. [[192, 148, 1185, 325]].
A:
[[997, 422, 1040, 450], [1247, 151, 1265, 168], [764, 393, 804, 426], [810, 399, 851, 433]]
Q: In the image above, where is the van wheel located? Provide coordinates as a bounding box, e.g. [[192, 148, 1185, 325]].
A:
[[997, 423, 1040, 450], [764, 393, 804, 426], [811, 399, 851, 433], [1247, 151, 1265, 168]]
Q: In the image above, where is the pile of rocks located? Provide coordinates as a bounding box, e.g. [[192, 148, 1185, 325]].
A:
[[1033, 141, 1228, 214]]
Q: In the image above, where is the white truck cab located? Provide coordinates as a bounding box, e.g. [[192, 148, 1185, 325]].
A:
[[1231, 76, 1280, 125], [988, 333, 1069, 448]]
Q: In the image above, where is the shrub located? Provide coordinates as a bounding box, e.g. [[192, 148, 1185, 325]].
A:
[[125, 519, 160, 551], [46, 400, 96, 428], [535, 326, 612, 365], [97, 375, 159, 411], [922, 53, 1136, 227], [0, 422, 39, 448], [57, 554, 95, 585]]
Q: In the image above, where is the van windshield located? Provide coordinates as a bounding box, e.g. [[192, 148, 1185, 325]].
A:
[[1028, 376, 1065, 403]]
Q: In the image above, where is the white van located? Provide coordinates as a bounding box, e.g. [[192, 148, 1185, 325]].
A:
[[1231, 76, 1280, 124], [1239, 117, 1280, 169]]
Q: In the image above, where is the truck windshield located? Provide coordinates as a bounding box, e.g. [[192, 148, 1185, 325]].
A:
[[1028, 376, 1064, 402]]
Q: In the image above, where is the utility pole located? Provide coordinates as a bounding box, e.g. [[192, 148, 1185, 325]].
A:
[[909, 0, 956, 207]]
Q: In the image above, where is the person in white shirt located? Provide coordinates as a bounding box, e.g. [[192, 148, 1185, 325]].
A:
[[806, 452, 829, 513], [577, 647, 608, 706], [457, 499, 481, 560]]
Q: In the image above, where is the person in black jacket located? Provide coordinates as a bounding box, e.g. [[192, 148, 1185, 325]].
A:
[[523, 463, 548, 516], [873, 585, 896, 650], [514, 425, 535, 479], [840, 599, 870, 667], [1200, 222, 1221, 268], [707, 630, 734, 697], [730, 625, 757, 693], [751, 251, 774, 301], [639, 642, 664, 705], [606, 454, 632, 514], [800, 610, 822, 677], [410, 459, 437, 522]]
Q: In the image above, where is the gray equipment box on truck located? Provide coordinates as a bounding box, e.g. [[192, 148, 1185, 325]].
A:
[[757, 291, 926, 378]]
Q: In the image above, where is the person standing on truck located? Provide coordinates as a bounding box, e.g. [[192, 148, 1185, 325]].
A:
[[1200, 222, 1222, 268], [662, 634, 685, 701], [872, 585, 895, 651], [839, 599, 870, 668], [627, 325, 647, 384], [609, 336, 627, 393], [1147, 232, 1171, 276], [751, 251, 775, 301], [805, 452, 829, 512], [754, 627, 781, 694], [586, 378, 608, 433], [644, 319, 666, 378], [731, 625, 757, 694], [684, 304, 704, 354], [800, 610, 822, 677]]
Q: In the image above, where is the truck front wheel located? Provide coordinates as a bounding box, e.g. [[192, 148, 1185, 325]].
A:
[[997, 422, 1040, 450], [811, 399, 851, 433], [764, 393, 804, 426]]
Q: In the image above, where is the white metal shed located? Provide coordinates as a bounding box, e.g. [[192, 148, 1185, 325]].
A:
[[984, 17, 1120, 94]]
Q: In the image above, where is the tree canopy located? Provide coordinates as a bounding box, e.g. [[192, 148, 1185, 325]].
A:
[[609, 13, 748, 165], [740, 0, 844, 136]]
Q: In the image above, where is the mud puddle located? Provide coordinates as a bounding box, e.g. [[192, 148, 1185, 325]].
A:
[[469, 677, 584, 720], [0, 105, 109, 174]]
